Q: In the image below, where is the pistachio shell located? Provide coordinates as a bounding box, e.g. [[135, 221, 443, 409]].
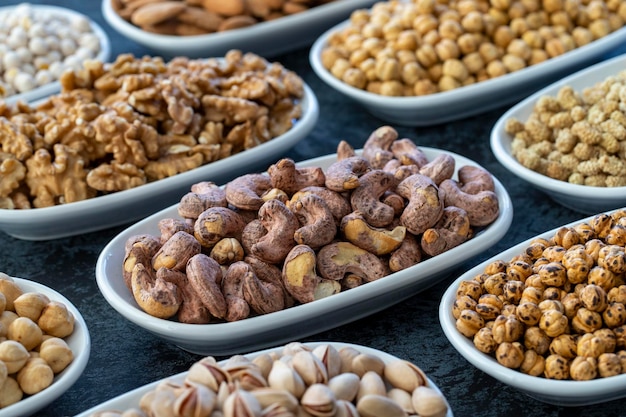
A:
[[186, 357, 231, 391], [334, 399, 358, 417], [357, 371, 386, 401], [412, 386, 449, 417], [223, 389, 263, 417], [327, 372, 360, 402], [312, 344, 342, 379], [252, 352, 275, 380], [267, 360, 305, 399], [356, 394, 407, 417], [300, 383, 336, 417], [387, 388, 415, 414], [351, 353, 385, 377], [338, 346, 360, 373], [250, 387, 298, 411], [383, 360, 428, 392], [291, 350, 328, 385], [173, 384, 217, 417]]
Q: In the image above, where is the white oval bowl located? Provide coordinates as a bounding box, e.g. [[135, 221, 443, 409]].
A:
[[102, 0, 377, 59], [96, 147, 513, 356], [490, 53, 626, 215], [74, 341, 454, 417], [439, 209, 626, 407], [0, 276, 90, 417], [309, 18, 626, 126], [0, 83, 318, 241], [0, 4, 111, 104]]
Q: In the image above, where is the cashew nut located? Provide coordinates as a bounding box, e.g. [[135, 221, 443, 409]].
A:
[[390, 138, 429, 168], [419, 153, 455, 185], [282, 245, 341, 304], [152, 231, 201, 271], [290, 186, 351, 226], [178, 181, 227, 220], [245, 255, 295, 308], [316, 241, 388, 283], [268, 158, 326, 195], [239, 262, 285, 315], [157, 267, 210, 324], [389, 233, 423, 272], [194, 207, 246, 248], [350, 170, 399, 228], [340, 211, 406, 256], [123, 234, 161, 290], [210, 237, 245, 265], [221, 261, 251, 322], [457, 165, 496, 194], [186, 254, 227, 320], [131, 263, 181, 319], [440, 178, 499, 227], [251, 199, 299, 264], [336, 139, 356, 160], [291, 194, 337, 249], [421, 206, 472, 256], [396, 174, 444, 235], [157, 218, 193, 244], [324, 156, 371, 192], [224, 173, 272, 211], [362, 125, 398, 169]]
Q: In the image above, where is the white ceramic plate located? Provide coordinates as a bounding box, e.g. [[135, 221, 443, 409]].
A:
[[74, 341, 454, 417], [439, 209, 626, 407], [0, 4, 111, 104], [310, 19, 626, 126], [0, 276, 90, 417], [0, 83, 318, 241], [102, 0, 377, 59], [95, 147, 513, 356], [490, 53, 626, 215]]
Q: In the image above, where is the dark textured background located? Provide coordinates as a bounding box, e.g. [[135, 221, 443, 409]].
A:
[[1, 1, 625, 416]]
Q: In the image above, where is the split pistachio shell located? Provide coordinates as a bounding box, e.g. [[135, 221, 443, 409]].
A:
[[383, 360, 428, 392], [313, 344, 342, 379], [267, 359, 306, 399], [356, 371, 386, 401], [186, 357, 231, 392], [250, 387, 299, 411], [292, 350, 329, 385], [173, 383, 217, 417], [300, 383, 336, 417], [387, 388, 415, 414], [351, 352, 385, 377], [412, 386, 449, 417], [223, 389, 263, 417], [356, 394, 407, 417], [335, 399, 359, 417], [327, 372, 360, 402]]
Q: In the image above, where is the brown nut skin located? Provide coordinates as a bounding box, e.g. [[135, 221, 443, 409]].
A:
[[157, 218, 193, 244], [421, 206, 472, 257], [389, 233, 422, 272], [341, 211, 406, 256], [152, 231, 201, 271], [291, 194, 337, 250], [396, 173, 444, 235], [457, 165, 496, 194], [282, 245, 341, 304], [362, 125, 398, 169], [324, 156, 371, 192], [178, 181, 227, 220], [440, 178, 499, 227], [157, 268, 210, 324], [290, 186, 351, 226], [419, 153, 456, 185], [245, 255, 295, 308], [336, 139, 356, 160], [123, 234, 161, 290], [194, 207, 246, 249], [251, 199, 299, 264], [350, 170, 399, 228], [221, 262, 251, 321], [316, 241, 388, 283], [224, 173, 272, 211], [268, 158, 326, 195], [186, 254, 227, 320], [390, 138, 429, 168], [239, 262, 285, 315]]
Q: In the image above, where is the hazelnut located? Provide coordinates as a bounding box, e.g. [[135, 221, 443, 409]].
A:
[[0, 278, 23, 311], [16, 357, 54, 395], [0, 340, 29, 373], [13, 292, 50, 321], [39, 337, 73, 373], [0, 377, 22, 408], [37, 301, 75, 338], [7, 316, 43, 351]]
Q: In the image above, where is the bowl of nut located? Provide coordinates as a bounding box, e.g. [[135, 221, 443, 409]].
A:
[[440, 209, 626, 406], [0, 272, 90, 416], [490, 53, 626, 215], [74, 341, 453, 417], [103, 0, 377, 59], [0, 3, 110, 104], [309, 1, 626, 126], [0, 50, 318, 240], [96, 125, 513, 356]]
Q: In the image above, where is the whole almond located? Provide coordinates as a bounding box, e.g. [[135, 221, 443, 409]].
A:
[[218, 15, 257, 31], [131, 2, 186, 26], [178, 6, 223, 32], [202, 0, 246, 17]]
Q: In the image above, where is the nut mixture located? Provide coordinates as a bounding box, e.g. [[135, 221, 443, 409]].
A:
[[123, 125, 500, 323], [89, 341, 449, 417], [0, 272, 75, 408], [453, 209, 626, 381], [320, 0, 626, 96], [0, 49, 304, 209], [0, 3, 103, 98], [111, 0, 340, 36], [504, 68, 626, 187]]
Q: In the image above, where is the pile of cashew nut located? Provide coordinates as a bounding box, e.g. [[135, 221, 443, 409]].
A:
[[123, 125, 501, 323]]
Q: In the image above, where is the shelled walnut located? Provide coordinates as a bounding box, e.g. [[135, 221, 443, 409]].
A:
[[453, 209, 626, 381], [123, 125, 501, 323], [0, 50, 304, 209]]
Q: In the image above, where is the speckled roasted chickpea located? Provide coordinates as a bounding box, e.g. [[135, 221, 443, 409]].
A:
[[456, 309, 485, 337], [452, 295, 477, 319], [561, 293, 582, 319], [473, 327, 498, 354], [598, 245, 626, 274], [516, 302, 542, 326], [608, 285, 626, 304], [492, 314, 525, 344], [539, 309, 569, 338], [503, 280, 525, 304], [538, 299, 564, 313], [564, 256, 592, 284], [549, 334, 578, 360], [507, 260, 533, 281], [544, 354, 570, 379], [543, 245, 566, 263], [570, 356, 598, 381], [496, 341, 525, 369], [538, 262, 568, 287], [520, 349, 545, 376], [598, 352, 622, 377], [456, 280, 483, 301], [483, 272, 507, 296], [603, 302, 626, 328], [501, 304, 519, 317], [524, 326, 551, 355], [585, 239, 605, 262], [594, 328, 617, 353], [588, 266, 621, 293], [475, 294, 503, 320], [485, 260, 508, 275], [7, 316, 42, 352], [577, 333, 607, 358], [520, 285, 543, 304], [572, 307, 603, 334], [579, 284, 608, 312], [552, 226, 581, 249], [543, 286, 566, 301], [615, 325, 626, 349]]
